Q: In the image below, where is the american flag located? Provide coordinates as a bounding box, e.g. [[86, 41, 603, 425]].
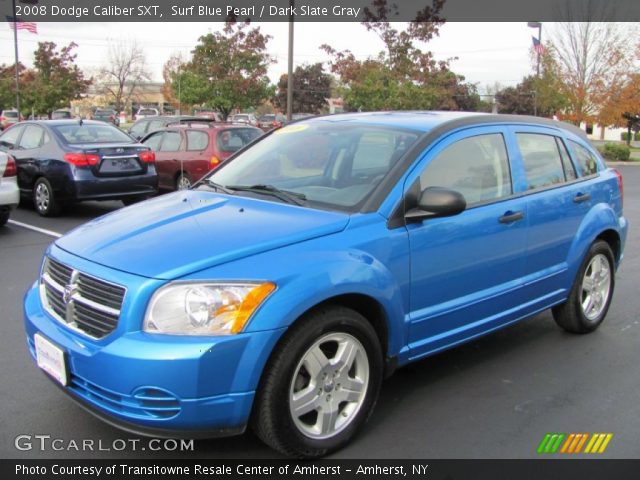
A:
[[532, 36, 545, 55], [7, 17, 38, 34]]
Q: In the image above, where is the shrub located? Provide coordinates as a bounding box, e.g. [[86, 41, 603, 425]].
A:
[[602, 143, 631, 161], [620, 132, 640, 142]]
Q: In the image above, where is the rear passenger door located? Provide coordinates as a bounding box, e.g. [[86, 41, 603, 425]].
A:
[[510, 127, 592, 302], [407, 127, 528, 357]]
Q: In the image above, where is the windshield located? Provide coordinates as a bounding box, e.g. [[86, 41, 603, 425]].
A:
[[4, 111, 18, 118], [95, 110, 115, 116], [53, 124, 134, 144], [206, 122, 418, 210], [139, 109, 156, 115]]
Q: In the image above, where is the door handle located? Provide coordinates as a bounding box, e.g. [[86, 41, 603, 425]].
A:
[[499, 211, 525, 224], [573, 192, 591, 203]]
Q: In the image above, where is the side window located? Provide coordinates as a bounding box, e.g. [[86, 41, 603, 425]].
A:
[[186, 130, 209, 151], [148, 120, 166, 133], [516, 133, 566, 189], [556, 138, 577, 181], [19, 125, 45, 150], [0, 125, 24, 149], [420, 133, 512, 205], [159, 131, 182, 152], [129, 121, 146, 137], [143, 132, 164, 151], [568, 140, 599, 176]]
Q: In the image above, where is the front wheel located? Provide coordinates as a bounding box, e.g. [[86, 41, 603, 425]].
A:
[[252, 306, 383, 458], [553, 240, 615, 333]]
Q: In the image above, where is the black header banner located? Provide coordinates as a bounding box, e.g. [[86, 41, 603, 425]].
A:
[[1, 0, 640, 22], [3, 459, 640, 480]]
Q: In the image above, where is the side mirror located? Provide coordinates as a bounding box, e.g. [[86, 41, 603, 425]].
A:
[[405, 186, 466, 222]]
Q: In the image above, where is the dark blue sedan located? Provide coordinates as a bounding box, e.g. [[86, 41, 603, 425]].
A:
[[0, 120, 158, 216]]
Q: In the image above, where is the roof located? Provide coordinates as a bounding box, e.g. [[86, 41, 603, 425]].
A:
[[20, 119, 117, 127], [305, 111, 587, 139]]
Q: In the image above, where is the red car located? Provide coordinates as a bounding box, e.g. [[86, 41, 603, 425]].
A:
[[141, 123, 263, 191]]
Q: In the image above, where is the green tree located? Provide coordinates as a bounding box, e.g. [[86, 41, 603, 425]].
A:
[[274, 63, 332, 114], [321, 0, 477, 112], [176, 21, 275, 119], [24, 42, 91, 116]]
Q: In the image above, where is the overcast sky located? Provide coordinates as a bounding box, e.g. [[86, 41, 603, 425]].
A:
[[0, 22, 540, 94]]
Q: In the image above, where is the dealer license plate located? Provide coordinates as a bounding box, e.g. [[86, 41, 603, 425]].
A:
[[34, 333, 68, 386]]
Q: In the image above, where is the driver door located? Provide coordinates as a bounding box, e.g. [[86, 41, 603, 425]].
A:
[[406, 127, 528, 359]]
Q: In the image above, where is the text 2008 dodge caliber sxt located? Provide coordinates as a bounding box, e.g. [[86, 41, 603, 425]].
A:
[[24, 112, 627, 458]]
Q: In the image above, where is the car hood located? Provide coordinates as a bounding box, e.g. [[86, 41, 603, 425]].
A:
[[55, 191, 350, 280]]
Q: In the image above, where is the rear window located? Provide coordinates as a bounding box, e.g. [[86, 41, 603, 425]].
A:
[[52, 111, 71, 119], [3, 111, 18, 119], [216, 128, 261, 153], [95, 110, 115, 116], [53, 124, 133, 144], [139, 109, 157, 116]]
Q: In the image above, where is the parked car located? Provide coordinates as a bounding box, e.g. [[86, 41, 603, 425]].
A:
[[195, 110, 223, 122], [134, 107, 160, 121], [128, 115, 202, 141], [51, 109, 72, 120], [23, 112, 627, 458], [258, 113, 286, 131], [0, 109, 21, 130], [0, 120, 157, 216], [92, 108, 120, 126], [0, 151, 19, 226], [141, 122, 262, 190], [228, 113, 258, 127]]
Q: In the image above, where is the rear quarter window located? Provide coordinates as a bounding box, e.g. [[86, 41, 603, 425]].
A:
[[568, 140, 599, 176]]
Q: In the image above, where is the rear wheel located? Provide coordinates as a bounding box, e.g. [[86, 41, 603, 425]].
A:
[[0, 209, 10, 226], [33, 178, 61, 217], [252, 306, 383, 458], [553, 240, 615, 333], [176, 172, 192, 190]]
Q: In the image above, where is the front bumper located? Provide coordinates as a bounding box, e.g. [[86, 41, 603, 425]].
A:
[[23, 253, 285, 436]]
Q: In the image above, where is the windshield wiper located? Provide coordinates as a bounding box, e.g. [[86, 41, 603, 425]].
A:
[[226, 184, 307, 206], [203, 179, 235, 195]]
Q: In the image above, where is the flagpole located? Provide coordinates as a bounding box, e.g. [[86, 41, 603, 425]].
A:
[[12, 0, 21, 120]]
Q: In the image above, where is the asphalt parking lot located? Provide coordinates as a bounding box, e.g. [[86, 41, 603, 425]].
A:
[[1, 166, 638, 459]]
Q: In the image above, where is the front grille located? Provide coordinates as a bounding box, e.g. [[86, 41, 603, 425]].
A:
[[40, 257, 125, 339]]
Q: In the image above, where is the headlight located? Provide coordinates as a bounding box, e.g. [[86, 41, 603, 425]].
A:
[[143, 282, 276, 335]]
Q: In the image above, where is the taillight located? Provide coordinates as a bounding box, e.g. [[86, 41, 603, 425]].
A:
[[139, 151, 155, 163], [210, 156, 220, 169], [64, 152, 100, 166], [3, 155, 16, 177], [613, 168, 624, 208]]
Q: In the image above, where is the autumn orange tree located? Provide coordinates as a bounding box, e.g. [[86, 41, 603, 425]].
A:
[[549, 22, 636, 127]]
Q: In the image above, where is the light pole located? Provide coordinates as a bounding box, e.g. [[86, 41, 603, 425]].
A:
[[286, 0, 294, 122], [11, 0, 39, 120], [528, 21, 543, 77], [527, 21, 543, 116]]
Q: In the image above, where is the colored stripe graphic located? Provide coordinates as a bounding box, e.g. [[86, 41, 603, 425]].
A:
[[537, 433, 565, 453], [539, 433, 613, 454]]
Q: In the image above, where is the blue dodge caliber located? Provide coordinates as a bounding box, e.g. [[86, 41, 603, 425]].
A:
[[24, 112, 627, 457]]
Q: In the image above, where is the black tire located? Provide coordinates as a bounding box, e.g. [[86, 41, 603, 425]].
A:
[[176, 172, 192, 190], [252, 306, 383, 458], [552, 240, 615, 334], [33, 177, 61, 217], [0, 209, 10, 226]]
